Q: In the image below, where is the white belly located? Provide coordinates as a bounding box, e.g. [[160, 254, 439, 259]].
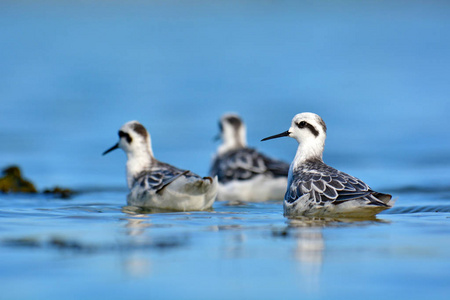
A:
[[217, 175, 287, 202], [283, 194, 393, 218], [127, 176, 218, 211]]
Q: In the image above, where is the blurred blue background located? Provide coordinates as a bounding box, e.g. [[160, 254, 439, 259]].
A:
[[1, 0, 449, 190], [1, 2, 450, 300]]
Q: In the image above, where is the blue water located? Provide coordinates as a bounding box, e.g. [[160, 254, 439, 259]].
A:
[[1, 1, 450, 299]]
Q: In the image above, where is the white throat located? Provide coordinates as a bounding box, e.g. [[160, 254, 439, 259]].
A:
[[218, 126, 247, 155], [292, 137, 325, 169], [125, 139, 154, 188]]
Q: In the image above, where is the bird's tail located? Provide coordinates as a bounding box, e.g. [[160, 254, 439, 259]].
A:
[[184, 175, 218, 195], [373, 192, 396, 207]]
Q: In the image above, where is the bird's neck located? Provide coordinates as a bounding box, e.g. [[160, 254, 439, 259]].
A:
[[218, 130, 247, 155], [292, 139, 324, 170], [125, 146, 154, 189]]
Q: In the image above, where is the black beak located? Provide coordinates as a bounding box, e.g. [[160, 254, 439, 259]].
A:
[[214, 121, 223, 142], [102, 143, 119, 155], [261, 130, 290, 141]]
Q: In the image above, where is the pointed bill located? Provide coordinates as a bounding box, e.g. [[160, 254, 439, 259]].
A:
[[102, 143, 119, 155], [261, 130, 290, 141], [213, 133, 221, 142]]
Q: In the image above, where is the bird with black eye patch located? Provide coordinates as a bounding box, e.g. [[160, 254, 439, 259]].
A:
[[210, 113, 290, 202], [103, 121, 218, 211], [262, 112, 394, 218]]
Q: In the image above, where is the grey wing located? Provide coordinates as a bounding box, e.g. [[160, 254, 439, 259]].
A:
[[210, 148, 288, 183], [151, 170, 191, 193], [210, 149, 265, 183], [135, 161, 198, 193], [259, 153, 290, 178], [209, 156, 224, 179], [285, 165, 373, 205]]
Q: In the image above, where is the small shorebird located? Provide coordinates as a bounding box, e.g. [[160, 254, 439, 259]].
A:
[[103, 121, 218, 211], [210, 113, 289, 201], [262, 112, 394, 218]]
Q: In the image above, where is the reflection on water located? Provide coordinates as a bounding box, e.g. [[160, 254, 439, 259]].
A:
[[288, 216, 390, 227], [123, 214, 152, 236], [121, 212, 194, 278], [294, 229, 324, 293], [1, 198, 449, 299], [122, 214, 152, 278], [279, 216, 392, 293], [222, 233, 247, 259], [122, 253, 152, 279], [0, 0, 449, 298]]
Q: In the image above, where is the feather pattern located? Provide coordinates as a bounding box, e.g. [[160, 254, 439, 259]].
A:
[[104, 120, 218, 211], [210, 148, 289, 184], [133, 160, 200, 193], [262, 112, 393, 217], [285, 159, 388, 207]]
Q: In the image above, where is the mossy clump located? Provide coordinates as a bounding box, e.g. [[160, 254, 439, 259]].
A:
[[0, 166, 37, 193], [43, 187, 74, 199], [0, 165, 75, 199]]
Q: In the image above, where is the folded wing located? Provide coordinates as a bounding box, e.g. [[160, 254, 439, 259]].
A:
[[286, 162, 388, 206], [210, 148, 289, 183]]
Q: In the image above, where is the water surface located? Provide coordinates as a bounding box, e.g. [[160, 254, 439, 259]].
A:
[[1, 1, 449, 299]]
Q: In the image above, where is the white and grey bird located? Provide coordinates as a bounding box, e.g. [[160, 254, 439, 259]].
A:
[[103, 121, 218, 211], [262, 112, 394, 218], [210, 114, 290, 202]]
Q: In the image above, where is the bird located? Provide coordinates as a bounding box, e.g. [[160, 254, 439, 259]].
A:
[[261, 112, 394, 218], [103, 121, 218, 211], [210, 113, 290, 202]]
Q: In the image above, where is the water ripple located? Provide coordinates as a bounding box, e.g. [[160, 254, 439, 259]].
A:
[[384, 205, 450, 214]]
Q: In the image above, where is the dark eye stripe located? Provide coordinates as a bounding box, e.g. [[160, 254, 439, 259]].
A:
[[297, 121, 319, 137], [118, 130, 132, 143]]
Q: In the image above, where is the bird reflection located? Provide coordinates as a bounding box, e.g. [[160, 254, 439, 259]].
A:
[[121, 213, 153, 277], [286, 216, 388, 293], [288, 216, 387, 227], [124, 214, 152, 236], [293, 228, 324, 293], [120, 209, 192, 278], [223, 232, 247, 259], [123, 253, 152, 278]]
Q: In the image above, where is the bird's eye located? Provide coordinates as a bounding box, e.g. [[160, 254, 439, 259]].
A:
[[297, 121, 307, 128], [118, 131, 132, 143]]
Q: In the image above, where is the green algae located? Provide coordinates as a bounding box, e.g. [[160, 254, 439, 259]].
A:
[[0, 165, 75, 198], [0, 166, 37, 193]]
